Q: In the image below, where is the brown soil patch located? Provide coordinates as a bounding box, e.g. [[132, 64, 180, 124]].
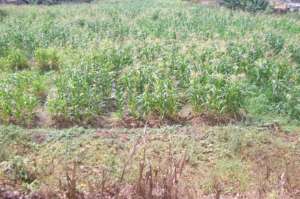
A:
[[115, 114, 186, 128], [36, 108, 53, 128], [51, 116, 111, 129], [31, 132, 48, 144], [39, 111, 244, 129], [190, 112, 242, 126]]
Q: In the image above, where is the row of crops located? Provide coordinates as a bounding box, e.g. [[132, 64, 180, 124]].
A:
[[0, 0, 300, 126]]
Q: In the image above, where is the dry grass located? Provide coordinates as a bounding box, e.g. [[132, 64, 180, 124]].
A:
[[0, 124, 299, 198]]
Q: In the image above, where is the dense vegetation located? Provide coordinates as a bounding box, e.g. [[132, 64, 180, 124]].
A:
[[0, 1, 300, 198], [0, 0, 300, 127], [222, 0, 269, 12]]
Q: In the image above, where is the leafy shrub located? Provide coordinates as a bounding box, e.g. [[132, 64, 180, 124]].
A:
[[0, 40, 8, 58], [222, 0, 268, 12], [34, 48, 60, 71], [0, 71, 47, 126], [0, 49, 29, 71]]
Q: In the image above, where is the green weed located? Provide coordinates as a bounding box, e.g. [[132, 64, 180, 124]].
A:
[[290, 45, 300, 64], [212, 158, 250, 192], [265, 33, 285, 55], [34, 48, 60, 71], [0, 49, 29, 71], [0, 71, 47, 126]]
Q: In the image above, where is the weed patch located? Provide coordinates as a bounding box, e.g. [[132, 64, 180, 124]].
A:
[[0, 72, 47, 126]]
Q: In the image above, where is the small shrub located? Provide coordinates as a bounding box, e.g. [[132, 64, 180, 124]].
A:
[[222, 0, 268, 12], [34, 48, 59, 71]]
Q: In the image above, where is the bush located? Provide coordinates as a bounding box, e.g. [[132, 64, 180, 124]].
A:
[[34, 48, 60, 71], [0, 49, 29, 71], [0, 71, 47, 126], [222, 0, 268, 12]]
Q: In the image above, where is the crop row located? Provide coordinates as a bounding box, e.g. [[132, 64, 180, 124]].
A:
[[0, 34, 299, 126]]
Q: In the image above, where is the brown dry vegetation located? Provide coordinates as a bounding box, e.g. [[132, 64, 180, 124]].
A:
[[0, 124, 299, 199]]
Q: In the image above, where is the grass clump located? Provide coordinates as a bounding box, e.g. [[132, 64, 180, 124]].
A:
[[34, 48, 60, 71], [290, 45, 300, 64], [3, 156, 36, 184], [0, 49, 29, 71], [205, 158, 250, 194], [265, 33, 285, 55]]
